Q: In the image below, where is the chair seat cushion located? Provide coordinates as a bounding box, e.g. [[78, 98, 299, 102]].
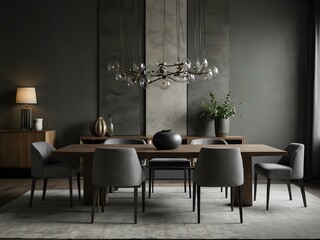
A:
[[43, 162, 80, 178], [255, 163, 292, 179], [149, 158, 191, 168]]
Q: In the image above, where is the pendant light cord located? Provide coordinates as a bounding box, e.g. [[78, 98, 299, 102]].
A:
[[202, 0, 206, 58], [176, 0, 180, 61], [162, 0, 166, 63], [120, 0, 124, 66], [132, 0, 134, 63]]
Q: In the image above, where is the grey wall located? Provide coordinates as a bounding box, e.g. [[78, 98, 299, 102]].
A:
[[229, 0, 307, 149], [0, 0, 98, 148], [99, 0, 145, 135], [0, 0, 309, 157], [187, 0, 230, 136]]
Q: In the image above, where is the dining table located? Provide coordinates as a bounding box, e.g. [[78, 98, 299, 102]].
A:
[[51, 143, 287, 206]]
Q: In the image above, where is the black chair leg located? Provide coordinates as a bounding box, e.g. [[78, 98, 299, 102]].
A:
[[238, 186, 243, 223], [42, 178, 48, 201], [29, 178, 36, 208], [142, 181, 145, 212], [192, 182, 196, 211], [101, 187, 105, 212], [69, 177, 73, 208], [266, 178, 271, 210], [231, 187, 235, 212], [297, 179, 307, 207], [197, 185, 201, 223], [148, 167, 152, 198], [225, 187, 228, 198], [184, 169, 187, 193], [152, 169, 155, 193], [91, 185, 98, 223], [287, 180, 292, 200], [254, 173, 258, 201], [188, 168, 191, 198], [134, 187, 138, 224], [77, 173, 81, 199]]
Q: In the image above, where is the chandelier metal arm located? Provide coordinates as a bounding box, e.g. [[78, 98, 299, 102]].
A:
[[107, 0, 219, 90]]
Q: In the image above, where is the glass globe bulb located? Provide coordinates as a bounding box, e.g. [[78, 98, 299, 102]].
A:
[[180, 57, 191, 69], [139, 77, 149, 89], [115, 69, 124, 81], [187, 73, 195, 82], [144, 68, 152, 77], [206, 68, 213, 80], [201, 57, 208, 69], [160, 80, 170, 90], [212, 66, 219, 78], [107, 61, 120, 72], [133, 62, 145, 73]]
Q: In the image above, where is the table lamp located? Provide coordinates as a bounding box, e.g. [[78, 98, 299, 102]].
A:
[[16, 87, 37, 130]]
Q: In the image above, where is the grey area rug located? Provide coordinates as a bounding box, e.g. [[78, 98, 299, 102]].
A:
[[0, 184, 319, 239]]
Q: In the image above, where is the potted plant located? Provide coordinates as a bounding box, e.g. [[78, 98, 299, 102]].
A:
[[200, 90, 241, 137]]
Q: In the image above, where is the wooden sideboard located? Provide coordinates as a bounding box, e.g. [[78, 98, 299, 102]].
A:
[[80, 135, 245, 145], [0, 130, 56, 168]]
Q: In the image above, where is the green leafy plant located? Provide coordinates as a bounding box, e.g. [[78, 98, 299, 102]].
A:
[[200, 90, 241, 120]]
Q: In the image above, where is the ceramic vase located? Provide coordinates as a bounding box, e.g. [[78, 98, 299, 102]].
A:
[[33, 118, 43, 131], [214, 118, 230, 137], [152, 129, 182, 150], [90, 117, 107, 137], [106, 115, 114, 137]]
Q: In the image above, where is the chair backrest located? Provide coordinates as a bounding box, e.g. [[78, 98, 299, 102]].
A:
[[104, 138, 146, 145], [191, 138, 228, 145], [31, 141, 56, 177], [277, 143, 305, 179], [92, 148, 145, 187], [193, 147, 244, 187]]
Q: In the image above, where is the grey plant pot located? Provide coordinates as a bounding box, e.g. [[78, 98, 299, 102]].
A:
[[214, 118, 230, 137]]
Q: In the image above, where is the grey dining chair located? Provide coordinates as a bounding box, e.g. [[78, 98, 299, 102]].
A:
[[148, 157, 191, 198], [29, 141, 81, 208], [190, 138, 229, 197], [104, 138, 147, 166], [91, 148, 146, 224], [103, 138, 147, 145], [254, 143, 307, 210], [193, 147, 244, 223]]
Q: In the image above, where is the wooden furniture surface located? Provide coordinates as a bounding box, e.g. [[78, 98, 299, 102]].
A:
[[52, 143, 286, 206], [0, 130, 56, 168], [80, 135, 245, 145]]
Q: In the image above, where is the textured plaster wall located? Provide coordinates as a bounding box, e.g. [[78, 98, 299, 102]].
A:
[[146, 0, 187, 136]]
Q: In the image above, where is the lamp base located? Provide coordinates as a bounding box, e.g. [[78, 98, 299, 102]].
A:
[[21, 107, 32, 130]]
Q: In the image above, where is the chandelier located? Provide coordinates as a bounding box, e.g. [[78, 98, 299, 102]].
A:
[[108, 0, 218, 90]]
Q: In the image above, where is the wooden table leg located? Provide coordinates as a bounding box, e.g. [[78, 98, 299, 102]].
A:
[[83, 156, 108, 205], [234, 155, 253, 206]]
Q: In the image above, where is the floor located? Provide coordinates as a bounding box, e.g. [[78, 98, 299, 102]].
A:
[[0, 178, 319, 208]]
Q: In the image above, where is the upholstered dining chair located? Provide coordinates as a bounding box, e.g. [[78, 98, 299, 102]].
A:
[[190, 138, 229, 197], [104, 138, 147, 166], [103, 138, 146, 145], [91, 148, 146, 224], [193, 147, 244, 223], [148, 158, 191, 198], [29, 141, 81, 208], [254, 143, 307, 210]]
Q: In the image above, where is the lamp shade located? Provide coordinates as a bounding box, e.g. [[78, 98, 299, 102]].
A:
[[16, 87, 37, 104]]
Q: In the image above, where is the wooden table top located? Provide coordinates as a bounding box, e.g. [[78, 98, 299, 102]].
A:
[[52, 144, 287, 159]]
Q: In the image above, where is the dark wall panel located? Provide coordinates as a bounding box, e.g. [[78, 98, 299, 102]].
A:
[[99, 0, 145, 135], [48, 0, 98, 147], [187, 0, 229, 136], [0, 0, 49, 129]]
